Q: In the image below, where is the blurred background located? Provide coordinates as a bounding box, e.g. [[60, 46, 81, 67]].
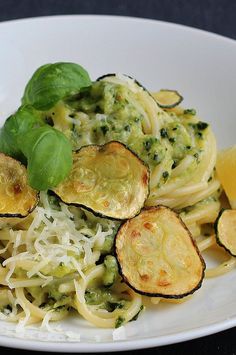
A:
[[0, 0, 235, 39]]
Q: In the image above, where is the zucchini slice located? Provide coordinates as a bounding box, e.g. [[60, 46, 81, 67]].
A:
[[115, 206, 205, 298], [97, 73, 146, 90], [97, 73, 158, 105], [0, 153, 39, 218], [52, 141, 149, 220], [215, 209, 236, 256], [152, 90, 183, 108]]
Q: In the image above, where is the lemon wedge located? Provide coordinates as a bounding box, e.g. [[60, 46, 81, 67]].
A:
[[216, 145, 236, 209]]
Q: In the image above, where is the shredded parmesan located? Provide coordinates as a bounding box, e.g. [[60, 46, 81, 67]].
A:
[[0, 191, 117, 329]]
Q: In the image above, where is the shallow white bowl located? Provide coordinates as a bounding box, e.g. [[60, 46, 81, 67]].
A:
[[0, 15, 236, 352]]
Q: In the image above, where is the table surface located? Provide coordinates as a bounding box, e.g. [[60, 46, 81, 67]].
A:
[[0, 0, 235, 354]]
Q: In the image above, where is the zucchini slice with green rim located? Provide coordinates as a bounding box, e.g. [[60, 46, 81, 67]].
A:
[[97, 73, 146, 91], [52, 141, 149, 220], [97, 73, 158, 106], [215, 209, 236, 256], [115, 206, 205, 298], [152, 90, 183, 108], [0, 153, 39, 218]]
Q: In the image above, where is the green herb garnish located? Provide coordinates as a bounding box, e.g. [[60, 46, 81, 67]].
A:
[[160, 128, 168, 138], [22, 62, 91, 110], [184, 108, 196, 115], [162, 171, 169, 179], [130, 305, 144, 322], [19, 126, 73, 190], [115, 316, 125, 328], [196, 121, 208, 130], [0, 105, 42, 160]]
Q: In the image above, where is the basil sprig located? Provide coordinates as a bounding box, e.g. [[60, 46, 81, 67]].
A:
[[22, 62, 91, 110], [0, 105, 43, 161], [0, 62, 91, 190]]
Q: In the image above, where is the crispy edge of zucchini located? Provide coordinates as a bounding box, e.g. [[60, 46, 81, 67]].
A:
[[97, 73, 160, 106], [51, 141, 150, 221], [97, 74, 183, 110], [115, 205, 206, 299], [152, 89, 183, 109], [214, 208, 236, 257], [0, 153, 39, 219]]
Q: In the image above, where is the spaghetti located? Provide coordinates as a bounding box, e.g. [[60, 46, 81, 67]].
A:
[[0, 72, 234, 329]]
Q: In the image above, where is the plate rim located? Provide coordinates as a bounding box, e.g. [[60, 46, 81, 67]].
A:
[[0, 14, 236, 352], [0, 316, 235, 352], [0, 13, 235, 44]]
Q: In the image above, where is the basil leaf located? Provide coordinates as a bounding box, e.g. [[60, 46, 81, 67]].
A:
[[0, 123, 18, 158], [20, 126, 72, 190], [22, 62, 91, 110], [0, 105, 43, 160]]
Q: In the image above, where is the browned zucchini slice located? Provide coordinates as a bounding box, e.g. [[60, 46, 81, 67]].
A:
[[115, 206, 205, 298], [152, 90, 183, 108], [0, 153, 39, 218], [52, 141, 149, 220], [215, 209, 236, 256]]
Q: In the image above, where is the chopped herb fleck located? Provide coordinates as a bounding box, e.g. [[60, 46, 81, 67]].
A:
[[160, 128, 168, 138], [162, 171, 169, 179], [153, 153, 160, 162], [106, 301, 125, 312], [172, 160, 177, 169], [197, 132, 203, 138], [196, 121, 208, 130], [130, 305, 144, 322], [48, 194, 61, 210], [3, 305, 12, 315], [184, 108, 196, 115], [115, 316, 125, 328], [186, 145, 191, 150], [45, 116, 54, 126], [143, 137, 157, 151], [169, 137, 176, 143], [6, 304, 12, 311], [144, 141, 151, 151], [95, 105, 103, 113], [101, 125, 109, 135], [124, 125, 131, 132]]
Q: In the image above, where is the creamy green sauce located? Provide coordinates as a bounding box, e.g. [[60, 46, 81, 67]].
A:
[[45, 80, 208, 187]]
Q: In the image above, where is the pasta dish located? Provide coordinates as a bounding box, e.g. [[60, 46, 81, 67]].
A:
[[0, 63, 235, 330]]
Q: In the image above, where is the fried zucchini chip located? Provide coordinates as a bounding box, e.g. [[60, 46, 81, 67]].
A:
[[0, 153, 39, 218], [97, 73, 158, 107], [152, 90, 183, 108], [215, 209, 236, 256], [52, 141, 149, 220], [115, 206, 205, 298]]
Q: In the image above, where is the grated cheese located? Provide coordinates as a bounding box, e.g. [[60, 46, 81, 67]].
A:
[[0, 191, 117, 329]]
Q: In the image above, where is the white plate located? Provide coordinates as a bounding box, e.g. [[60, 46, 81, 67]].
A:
[[0, 15, 236, 352]]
